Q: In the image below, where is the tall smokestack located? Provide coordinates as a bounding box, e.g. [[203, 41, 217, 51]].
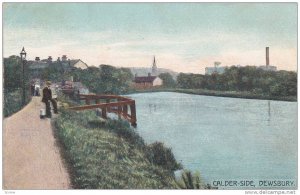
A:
[[266, 47, 269, 67]]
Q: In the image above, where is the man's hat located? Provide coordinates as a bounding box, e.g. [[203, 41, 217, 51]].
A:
[[46, 81, 52, 86]]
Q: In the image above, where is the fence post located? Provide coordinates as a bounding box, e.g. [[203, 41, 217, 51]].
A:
[[86, 98, 90, 105], [106, 99, 110, 112], [117, 99, 122, 119], [102, 107, 107, 119], [123, 105, 128, 118], [130, 101, 137, 127]]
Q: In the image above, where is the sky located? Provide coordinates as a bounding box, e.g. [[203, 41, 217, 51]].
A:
[[3, 3, 297, 74]]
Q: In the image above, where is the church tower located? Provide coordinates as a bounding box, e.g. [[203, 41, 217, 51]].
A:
[[151, 56, 158, 76]]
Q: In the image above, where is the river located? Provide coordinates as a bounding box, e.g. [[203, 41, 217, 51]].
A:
[[128, 92, 297, 189]]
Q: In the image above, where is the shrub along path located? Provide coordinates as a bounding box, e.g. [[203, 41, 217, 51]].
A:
[[3, 96, 70, 189]]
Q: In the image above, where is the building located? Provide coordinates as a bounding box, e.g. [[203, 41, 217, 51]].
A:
[[205, 66, 227, 75], [133, 56, 163, 88], [29, 55, 89, 70], [258, 65, 277, 71], [205, 47, 277, 74], [134, 73, 163, 89], [59, 55, 88, 70], [69, 59, 89, 69], [205, 62, 228, 75]]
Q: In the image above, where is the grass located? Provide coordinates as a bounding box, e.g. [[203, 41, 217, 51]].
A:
[[53, 108, 182, 189], [128, 88, 297, 102]]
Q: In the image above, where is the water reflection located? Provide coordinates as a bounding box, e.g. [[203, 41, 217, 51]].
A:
[[149, 103, 157, 112], [267, 100, 271, 126]]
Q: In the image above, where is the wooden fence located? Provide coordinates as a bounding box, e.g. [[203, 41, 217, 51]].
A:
[[68, 94, 137, 126]]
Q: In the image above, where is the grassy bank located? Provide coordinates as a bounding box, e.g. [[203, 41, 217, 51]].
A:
[[53, 107, 186, 189], [128, 88, 297, 102]]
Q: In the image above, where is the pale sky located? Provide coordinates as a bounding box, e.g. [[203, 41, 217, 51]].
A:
[[3, 3, 297, 74]]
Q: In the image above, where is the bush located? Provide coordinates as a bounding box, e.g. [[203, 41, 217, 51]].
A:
[[146, 142, 182, 172], [105, 119, 146, 149], [4, 89, 31, 117], [176, 170, 211, 189]]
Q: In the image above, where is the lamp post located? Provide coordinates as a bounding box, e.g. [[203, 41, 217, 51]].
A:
[[20, 47, 27, 105]]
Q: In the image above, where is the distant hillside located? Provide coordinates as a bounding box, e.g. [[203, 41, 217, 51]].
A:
[[125, 67, 178, 78]]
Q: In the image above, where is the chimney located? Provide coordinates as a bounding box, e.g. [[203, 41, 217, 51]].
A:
[[48, 56, 52, 62], [35, 57, 40, 61], [62, 55, 67, 62], [57, 57, 61, 62], [266, 47, 269, 67], [148, 73, 151, 77]]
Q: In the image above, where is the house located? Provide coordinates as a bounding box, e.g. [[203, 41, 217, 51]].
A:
[[133, 73, 163, 89], [61, 80, 89, 96], [29, 55, 88, 70], [69, 59, 89, 69], [205, 66, 227, 75], [205, 61, 228, 75], [59, 55, 88, 70]]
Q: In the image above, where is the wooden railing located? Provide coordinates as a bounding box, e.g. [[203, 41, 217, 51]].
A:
[[68, 94, 137, 126]]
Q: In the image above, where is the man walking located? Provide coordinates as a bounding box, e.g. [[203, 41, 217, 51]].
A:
[[42, 81, 58, 118], [35, 82, 40, 96], [31, 82, 35, 96]]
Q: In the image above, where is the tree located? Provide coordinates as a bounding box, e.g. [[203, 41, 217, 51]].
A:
[[158, 73, 176, 88], [4, 55, 23, 91], [70, 65, 134, 95]]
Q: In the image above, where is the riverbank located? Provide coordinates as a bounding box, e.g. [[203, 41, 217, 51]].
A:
[[53, 105, 188, 189], [128, 88, 297, 102]]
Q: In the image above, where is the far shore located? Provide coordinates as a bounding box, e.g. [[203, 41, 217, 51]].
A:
[[126, 88, 297, 102]]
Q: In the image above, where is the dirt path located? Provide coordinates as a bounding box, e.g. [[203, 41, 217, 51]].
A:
[[3, 97, 70, 189]]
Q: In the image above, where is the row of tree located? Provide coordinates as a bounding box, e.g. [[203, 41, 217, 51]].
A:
[[31, 60, 134, 95], [173, 66, 297, 97], [71, 65, 133, 95], [4, 55, 32, 116], [4, 55, 31, 92]]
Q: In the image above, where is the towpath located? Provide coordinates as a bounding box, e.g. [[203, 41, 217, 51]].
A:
[[3, 96, 70, 189]]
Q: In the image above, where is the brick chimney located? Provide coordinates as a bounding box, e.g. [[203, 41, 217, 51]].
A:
[[266, 47, 269, 67]]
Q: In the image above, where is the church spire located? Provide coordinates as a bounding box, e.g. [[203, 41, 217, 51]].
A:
[[152, 56, 157, 76]]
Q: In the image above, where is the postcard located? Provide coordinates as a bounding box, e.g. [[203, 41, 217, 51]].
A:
[[2, 2, 297, 193]]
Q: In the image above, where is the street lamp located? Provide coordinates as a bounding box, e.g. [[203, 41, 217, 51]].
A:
[[20, 47, 27, 105]]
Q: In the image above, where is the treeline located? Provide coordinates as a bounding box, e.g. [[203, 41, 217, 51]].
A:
[[41, 63, 134, 95], [4, 55, 31, 116], [71, 65, 134, 95], [176, 66, 297, 97]]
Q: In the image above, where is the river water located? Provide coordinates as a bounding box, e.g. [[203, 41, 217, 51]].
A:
[[128, 92, 297, 189]]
